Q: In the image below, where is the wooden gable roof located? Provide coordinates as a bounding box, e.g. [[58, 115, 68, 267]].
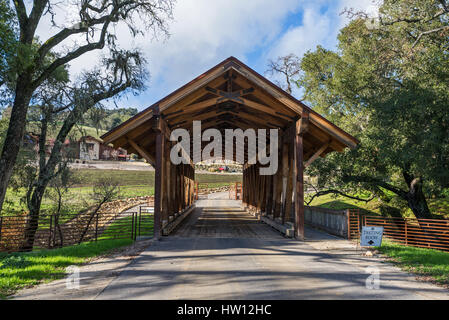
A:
[[101, 56, 358, 164]]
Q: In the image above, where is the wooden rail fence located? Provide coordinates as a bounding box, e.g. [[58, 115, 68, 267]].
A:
[[0, 208, 154, 253], [348, 209, 449, 252]]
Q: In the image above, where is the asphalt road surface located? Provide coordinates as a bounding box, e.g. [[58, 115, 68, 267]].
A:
[[94, 199, 449, 300]]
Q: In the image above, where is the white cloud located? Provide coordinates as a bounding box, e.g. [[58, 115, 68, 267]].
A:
[[140, 0, 304, 101], [33, 0, 380, 110]]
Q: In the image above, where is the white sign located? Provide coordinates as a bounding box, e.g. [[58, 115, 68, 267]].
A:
[[360, 226, 384, 247]]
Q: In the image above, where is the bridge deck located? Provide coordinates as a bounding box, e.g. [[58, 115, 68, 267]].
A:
[[172, 198, 283, 240]]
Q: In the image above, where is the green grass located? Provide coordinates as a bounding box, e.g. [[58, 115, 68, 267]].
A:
[[0, 239, 133, 299], [308, 193, 382, 215], [2, 170, 241, 216], [308, 193, 449, 218], [2, 184, 155, 216], [99, 214, 154, 240], [377, 241, 449, 287], [73, 169, 241, 187]]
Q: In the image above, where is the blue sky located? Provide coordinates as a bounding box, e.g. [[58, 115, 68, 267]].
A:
[[35, 0, 378, 111]]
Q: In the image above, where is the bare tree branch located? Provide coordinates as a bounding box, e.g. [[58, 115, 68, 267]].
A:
[[265, 54, 301, 94], [305, 189, 375, 206], [13, 0, 28, 31], [412, 25, 449, 47]]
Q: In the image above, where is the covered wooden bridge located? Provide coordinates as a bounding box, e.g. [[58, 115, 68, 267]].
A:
[[101, 57, 358, 240]]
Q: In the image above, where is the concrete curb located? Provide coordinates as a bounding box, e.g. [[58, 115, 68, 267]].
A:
[[162, 205, 196, 236]]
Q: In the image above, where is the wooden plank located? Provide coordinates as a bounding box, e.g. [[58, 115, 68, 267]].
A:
[[240, 97, 292, 120], [166, 98, 221, 121], [154, 131, 164, 240], [165, 143, 172, 217], [273, 148, 284, 219], [265, 173, 274, 216], [126, 138, 156, 167], [297, 111, 310, 135], [281, 142, 289, 223], [162, 75, 229, 113], [232, 76, 297, 117], [161, 140, 168, 224], [284, 141, 294, 223], [304, 141, 330, 168], [151, 117, 171, 141], [232, 108, 286, 127], [294, 118, 306, 240], [260, 174, 267, 213]]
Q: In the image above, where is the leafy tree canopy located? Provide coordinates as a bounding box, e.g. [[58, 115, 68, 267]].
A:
[[299, 0, 449, 218]]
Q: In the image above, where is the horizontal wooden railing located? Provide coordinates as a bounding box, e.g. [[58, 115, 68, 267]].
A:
[[0, 209, 154, 253], [348, 209, 449, 252]]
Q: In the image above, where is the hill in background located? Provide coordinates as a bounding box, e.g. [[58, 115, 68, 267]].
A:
[[1, 106, 138, 141]]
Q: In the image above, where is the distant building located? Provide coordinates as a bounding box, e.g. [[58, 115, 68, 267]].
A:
[[23, 133, 75, 158], [78, 136, 101, 160], [78, 136, 128, 161], [22, 133, 129, 161]]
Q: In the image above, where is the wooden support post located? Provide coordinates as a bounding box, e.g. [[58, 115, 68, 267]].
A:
[[258, 168, 266, 214], [180, 164, 184, 210], [177, 165, 182, 212], [294, 112, 309, 240], [191, 169, 194, 204], [281, 142, 289, 223], [161, 141, 168, 225], [295, 132, 304, 239], [171, 162, 178, 214], [241, 169, 245, 203], [260, 174, 267, 213], [243, 168, 248, 204], [250, 165, 256, 207], [245, 167, 249, 204], [183, 165, 186, 208], [154, 130, 163, 240], [265, 173, 273, 216], [273, 144, 283, 219], [284, 141, 294, 223]]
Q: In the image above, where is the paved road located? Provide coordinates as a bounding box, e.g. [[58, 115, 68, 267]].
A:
[[96, 199, 449, 300]]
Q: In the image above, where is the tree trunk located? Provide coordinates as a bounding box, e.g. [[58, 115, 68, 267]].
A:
[[0, 80, 33, 214], [403, 172, 432, 220], [20, 183, 46, 251]]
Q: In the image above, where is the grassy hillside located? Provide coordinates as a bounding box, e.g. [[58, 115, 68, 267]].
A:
[[17, 107, 137, 142], [2, 170, 242, 216], [309, 193, 449, 219], [73, 169, 242, 187]]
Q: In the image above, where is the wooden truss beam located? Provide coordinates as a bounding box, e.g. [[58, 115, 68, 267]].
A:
[[304, 141, 330, 168], [126, 138, 156, 167]]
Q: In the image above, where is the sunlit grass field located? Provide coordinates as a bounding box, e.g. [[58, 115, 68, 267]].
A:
[[2, 169, 242, 216], [378, 240, 449, 287], [308, 193, 449, 219]]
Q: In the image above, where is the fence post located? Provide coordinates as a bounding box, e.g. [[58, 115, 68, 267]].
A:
[[131, 212, 135, 241], [346, 209, 351, 240], [357, 213, 360, 239], [135, 213, 138, 241], [138, 209, 142, 238], [405, 219, 408, 245]]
